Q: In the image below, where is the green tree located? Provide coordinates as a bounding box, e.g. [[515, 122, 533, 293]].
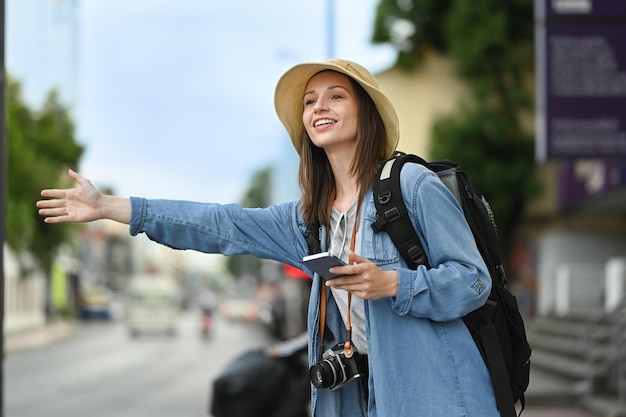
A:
[[225, 166, 273, 279], [6, 76, 84, 275], [373, 0, 538, 259]]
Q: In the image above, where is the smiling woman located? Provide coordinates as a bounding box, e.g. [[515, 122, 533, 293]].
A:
[[36, 58, 500, 417]]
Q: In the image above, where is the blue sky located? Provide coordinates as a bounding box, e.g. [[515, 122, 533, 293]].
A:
[[9, 0, 396, 204]]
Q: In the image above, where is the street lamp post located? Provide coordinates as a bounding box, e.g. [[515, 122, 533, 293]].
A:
[[326, 0, 335, 59], [1, 0, 6, 414]]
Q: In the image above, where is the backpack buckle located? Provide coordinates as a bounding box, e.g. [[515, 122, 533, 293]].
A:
[[406, 245, 427, 266], [378, 191, 391, 205], [371, 206, 401, 233], [383, 207, 401, 222]]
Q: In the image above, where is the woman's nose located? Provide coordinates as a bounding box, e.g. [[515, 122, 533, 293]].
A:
[[313, 99, 329, 112]]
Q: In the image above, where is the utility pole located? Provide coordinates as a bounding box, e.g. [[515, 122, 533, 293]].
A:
[[0, 0, 6, 414], [326, 0, 335, 59]]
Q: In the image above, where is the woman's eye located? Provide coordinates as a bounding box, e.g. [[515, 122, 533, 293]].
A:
[[331, 94, 342, 100], [305, 99, 316, 106]]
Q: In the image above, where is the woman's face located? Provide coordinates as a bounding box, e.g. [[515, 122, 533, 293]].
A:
[[302, 71, 358, 155]]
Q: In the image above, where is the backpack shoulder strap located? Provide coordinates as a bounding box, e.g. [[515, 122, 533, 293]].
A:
[[371, 152, 430, 269], [304, 222, 321, 255]]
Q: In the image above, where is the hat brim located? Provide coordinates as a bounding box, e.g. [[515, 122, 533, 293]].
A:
[[274, 60, 399, 158]]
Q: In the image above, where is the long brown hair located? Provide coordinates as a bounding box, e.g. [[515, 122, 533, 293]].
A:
[[299, 72, 387, 226]]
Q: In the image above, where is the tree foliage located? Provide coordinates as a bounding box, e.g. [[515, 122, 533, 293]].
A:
[[6, 77, 84, 273], [225, 166, 273, 279], [373, 0, 538, 254], [239, 166, 272, 209], [373, 0, 452, 69]]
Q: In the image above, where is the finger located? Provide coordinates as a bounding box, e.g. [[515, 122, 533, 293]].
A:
[[43, 215, 71, 224], [68, 168, 81, 182], [328, 263, 356, 278], [325, 272, 358, 287], [40, 189, 70, 199], [68, 169, 87, 187], [38, 207, 69, 217], [36, 199, 66, 209], [325, 275, 346, 286]]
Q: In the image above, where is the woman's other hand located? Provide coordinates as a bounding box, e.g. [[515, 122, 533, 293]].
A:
[[326, 251, 399, 299]]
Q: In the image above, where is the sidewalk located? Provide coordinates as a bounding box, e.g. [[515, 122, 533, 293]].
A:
[[4, 320, 74, 354], [523, 367, 600, 417], [523, 407, 599, 417]]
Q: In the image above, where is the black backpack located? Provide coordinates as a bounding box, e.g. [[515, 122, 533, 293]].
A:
[[370, 152, 531, 417], [303, 152, 531, 417]]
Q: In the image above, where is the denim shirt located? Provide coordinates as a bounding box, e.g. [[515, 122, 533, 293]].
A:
[[129, 162, 499, 417]]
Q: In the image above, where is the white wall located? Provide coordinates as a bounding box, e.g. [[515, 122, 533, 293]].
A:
[[538, 230, 626, 315], [4, 245, 46, 334]]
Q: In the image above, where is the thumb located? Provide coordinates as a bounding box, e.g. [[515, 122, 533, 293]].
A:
[[68, 168, 81, 183], [68, 169, 89, 188]]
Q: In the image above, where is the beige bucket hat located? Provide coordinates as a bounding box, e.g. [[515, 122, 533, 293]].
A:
[[274, 59, 399, 158]]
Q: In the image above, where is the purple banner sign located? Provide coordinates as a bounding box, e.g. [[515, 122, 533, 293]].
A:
[[536, 0, 626, 160], [543, 0, 626, 17], [559, 159, 626, 207]]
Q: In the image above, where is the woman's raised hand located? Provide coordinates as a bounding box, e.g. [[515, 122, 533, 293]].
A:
[[37, 169, 109, 224]]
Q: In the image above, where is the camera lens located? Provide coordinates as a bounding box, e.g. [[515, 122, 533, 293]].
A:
[[309, 360, 338, 388]]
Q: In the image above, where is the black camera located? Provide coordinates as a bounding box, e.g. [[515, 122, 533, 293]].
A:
[[309, 343, 365, 391]]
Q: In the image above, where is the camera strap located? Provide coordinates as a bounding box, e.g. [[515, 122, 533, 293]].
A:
[[319, 188, 361, 360]]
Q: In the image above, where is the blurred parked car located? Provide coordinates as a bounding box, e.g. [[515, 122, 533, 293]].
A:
[[126, 274, 181, 337], [78, 286, 113, 319]]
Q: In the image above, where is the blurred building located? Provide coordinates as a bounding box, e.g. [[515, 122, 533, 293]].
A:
[[377, 52, 626, 320]]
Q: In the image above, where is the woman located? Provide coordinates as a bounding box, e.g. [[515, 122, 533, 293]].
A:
[[37, 59, 499, 416]]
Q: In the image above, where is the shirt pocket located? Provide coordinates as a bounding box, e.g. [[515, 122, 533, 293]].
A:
[[362, 196, 401, 267]]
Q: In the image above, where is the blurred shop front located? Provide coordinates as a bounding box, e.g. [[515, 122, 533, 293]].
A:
[[534, 160, 626, 317]]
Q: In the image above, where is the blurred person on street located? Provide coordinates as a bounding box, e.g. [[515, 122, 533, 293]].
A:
[[198, 287, 217, 335], [37, 59, 496, 416]]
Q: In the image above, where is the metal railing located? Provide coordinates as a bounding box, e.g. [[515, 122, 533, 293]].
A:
[[585, 298, 626, 410]]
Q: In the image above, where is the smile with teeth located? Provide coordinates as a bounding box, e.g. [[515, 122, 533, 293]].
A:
[[314, 119, 336, 127]]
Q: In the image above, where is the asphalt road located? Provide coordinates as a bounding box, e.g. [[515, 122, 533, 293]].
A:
[[5, 311, 273, 417], [4, 311, 602, 417]]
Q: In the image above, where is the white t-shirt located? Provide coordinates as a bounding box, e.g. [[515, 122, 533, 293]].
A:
[[328, 198, 367, 354]]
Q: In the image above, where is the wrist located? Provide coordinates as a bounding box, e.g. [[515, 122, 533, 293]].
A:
[[100, 195, 131, 224], [386, 269, 399, 297]]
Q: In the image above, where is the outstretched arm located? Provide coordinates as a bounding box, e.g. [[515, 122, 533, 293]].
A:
[[36, 169, 131, 225]]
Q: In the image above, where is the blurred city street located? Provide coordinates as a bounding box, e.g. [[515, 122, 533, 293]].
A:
[[4, 1, 626, 417], [5, 312, 273, 417], [5, 313, 606, 417]]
